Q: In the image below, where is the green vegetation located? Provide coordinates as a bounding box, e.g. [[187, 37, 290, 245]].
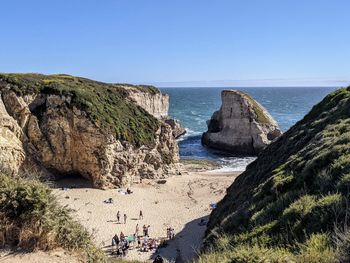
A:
[[200, 87, 350, 262], [197, 233, 337, 263], [0, 173, 105, 262], [243, 92, 272, 124], [0, 73, 160, 146]]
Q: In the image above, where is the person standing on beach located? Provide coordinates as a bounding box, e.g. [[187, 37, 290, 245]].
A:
[[112, 234, 119, 251], [145, 225, 150, 236], [135, 224, 139, 236], [139, 210, 143, 220], [143, 224, 147, 236], [111, 234, 117, 252], [124, 213, 127, 224], [137, 235, 141, 248], [120, 231, 125, 241], [117, 211, 120, 223]]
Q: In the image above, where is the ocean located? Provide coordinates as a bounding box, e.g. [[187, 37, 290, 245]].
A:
[[160, 87, 338, 172]]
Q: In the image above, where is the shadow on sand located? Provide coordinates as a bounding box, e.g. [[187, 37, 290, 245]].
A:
[[150, 215, 209, 263]]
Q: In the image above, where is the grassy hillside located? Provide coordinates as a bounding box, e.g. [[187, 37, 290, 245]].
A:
[[200, 87, 350, 262], [0, 173, 105, 262], [0, 73, 160, 146]]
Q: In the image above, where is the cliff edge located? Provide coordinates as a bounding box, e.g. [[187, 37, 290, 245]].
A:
[[0, 73, 180, 188], [202, 90, 282, 155]]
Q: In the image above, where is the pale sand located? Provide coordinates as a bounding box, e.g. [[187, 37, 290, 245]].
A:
[[0, 249, 79, 263], [51, 170, 240, 262]]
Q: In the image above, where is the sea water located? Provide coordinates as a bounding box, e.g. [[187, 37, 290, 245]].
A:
[[160, 87, 338, 172]]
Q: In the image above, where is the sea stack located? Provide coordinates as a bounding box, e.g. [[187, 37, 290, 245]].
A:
[[202, 90, 282, 155]]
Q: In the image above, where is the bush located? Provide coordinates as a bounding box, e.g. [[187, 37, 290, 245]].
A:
[[197, 234, 337, 263], [0, 173, 105, 262]]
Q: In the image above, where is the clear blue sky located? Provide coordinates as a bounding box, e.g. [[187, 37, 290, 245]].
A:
[[1, 0, 349, 87]]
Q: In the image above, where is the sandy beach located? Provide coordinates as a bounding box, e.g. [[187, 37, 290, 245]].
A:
[[0, 250, 79, 263], [51, 168, 240, 262]]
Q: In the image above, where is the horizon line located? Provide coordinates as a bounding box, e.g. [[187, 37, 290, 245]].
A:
[[144, 78, 350, 88], [1, 72, 349, 88]]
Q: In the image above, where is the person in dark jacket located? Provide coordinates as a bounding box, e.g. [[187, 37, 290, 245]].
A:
[[112, 234, 119, 252]]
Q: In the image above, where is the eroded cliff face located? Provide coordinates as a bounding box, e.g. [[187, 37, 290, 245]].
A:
[[164, 118, 187, 139], [202, 90, 282, 155], [0, 96, 25, 174], [126, 86, 169, 118], [125, 86, 186, 138], [0, 74, 180, 188]]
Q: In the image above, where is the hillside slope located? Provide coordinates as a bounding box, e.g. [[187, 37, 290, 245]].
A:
[[201, 87, 350, 262]]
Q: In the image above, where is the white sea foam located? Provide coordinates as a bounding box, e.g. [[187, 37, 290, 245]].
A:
[[210, 157, 256, 173], [176, 128, 201, 142]]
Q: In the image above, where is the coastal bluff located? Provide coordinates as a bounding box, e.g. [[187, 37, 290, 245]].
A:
[[202, 90, 281, 155], [0, 73, 180, 188], [201, 87, 350, 262]]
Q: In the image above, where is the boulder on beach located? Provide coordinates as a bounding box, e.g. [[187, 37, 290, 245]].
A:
[[202, 90, 282, 155]]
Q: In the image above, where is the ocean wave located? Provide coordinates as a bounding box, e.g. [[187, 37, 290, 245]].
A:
[[210, 157, 256, 172], [176, 128, 202, 142]]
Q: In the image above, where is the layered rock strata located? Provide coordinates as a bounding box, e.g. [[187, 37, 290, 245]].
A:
[[126, 86, 169, 118], [126, 86, 186, 139], [0, 74, 180, 188], [164, 118, 186, 139], [202, 90, 282, 155]]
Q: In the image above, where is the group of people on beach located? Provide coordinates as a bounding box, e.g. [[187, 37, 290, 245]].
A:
[[111, 208, 174, 263], [111, 232, 130, 257]]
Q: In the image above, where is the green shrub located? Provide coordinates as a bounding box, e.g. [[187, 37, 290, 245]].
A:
[[0, 173, 105, 262], [295, 234, 337, 263]]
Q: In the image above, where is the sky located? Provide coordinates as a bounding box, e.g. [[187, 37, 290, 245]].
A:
[[0, 0, 349, 87]]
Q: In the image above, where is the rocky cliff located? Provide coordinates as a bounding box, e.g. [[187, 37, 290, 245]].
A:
[[126, 85, 169, 118], [0, 73, 180, 188], [164, 118, 187, 139], [202, 90, 282, 155], [0, 96, 25, 174], [200, 87, 350, 262]]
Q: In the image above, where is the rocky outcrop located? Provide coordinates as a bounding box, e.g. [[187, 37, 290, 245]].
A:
[[164, 118, 187, 139], [0, 97, 25, 174], [126, 86, 169, 118], [202, 90, 281, 155], [0, 74, 180, 188], [126, 86, 186, 139]]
